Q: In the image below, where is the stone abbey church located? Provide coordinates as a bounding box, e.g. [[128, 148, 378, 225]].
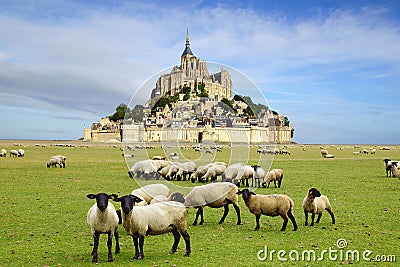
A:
[[151, 29, 232, 101], [84, 30, 293, 144]]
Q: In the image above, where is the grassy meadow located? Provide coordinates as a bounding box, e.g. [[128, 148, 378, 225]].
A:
[[0, 140, 399, 267]]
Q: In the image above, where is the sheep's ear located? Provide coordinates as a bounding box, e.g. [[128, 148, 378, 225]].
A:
[[116, 209, 122, 224], [109, 194, 118, 200], [235, 182, 241, 188], [132, 195, 143, 203], [250, 191, 256, 195], [87, 194, 96, 199], [113, 196, 121, 202], [236, 190, 242, 195]]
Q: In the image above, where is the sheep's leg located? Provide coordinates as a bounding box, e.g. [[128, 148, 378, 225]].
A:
[[170, 227, 180, 254], [304, 211, 309, 226], [327, 209, 336, 224], [114, 229, 120, 254], [310, 213, 316, 226], [193, 208, 202, 225], [91, 232, 100, 263], [278, 178, 282, 188], [219, 204, 229, 224], [315, 213, 323, 223], [267, 182, 270, 188], [254, 214, 261, 230], [280, 214, 289, 231], [132, 234, 141, 260], [180, 230, 191, 257], [107, 232, 113, 262], [199, 207, 205, 225], [287, 210, 298, 231], [233, 203, 242, 225], [137, 235, 145, 260], [273, 180, 277, 188]]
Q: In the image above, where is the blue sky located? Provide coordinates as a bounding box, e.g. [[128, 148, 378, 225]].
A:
[[0, 0, 399, 144]]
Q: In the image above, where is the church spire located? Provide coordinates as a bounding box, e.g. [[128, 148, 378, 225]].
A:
[[181, 27, 193, 57]]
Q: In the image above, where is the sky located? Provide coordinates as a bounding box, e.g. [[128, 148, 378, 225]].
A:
[[0, 0, 399, 144]]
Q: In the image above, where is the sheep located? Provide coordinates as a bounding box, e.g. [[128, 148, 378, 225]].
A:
[[320, 149, 329, 157], [221, 162, 247, 183], [175, 161, 197, 181], [10, 149, 19, 157], [46, 157, 64, 168], [370, 148, 376, 154], [234, 165, 254, 187], [128, 160, 168, 179], [302, 188, 335, 227], [113, 194, 191, 260], [324, 154, 335, 158], [17, 149, 25, 157], [383, 159, 399, 177], [200, 164, 226, 183], [361, 149, 369, 154], [0, 149, 6, 157], [237, 189, 297, 231], [190, 164, 210, 183], [150, 192, 185, 204], [251, 165, 265, 187], [391, 164, 400, 179], [51, 155, 66, 168], [280, 149, 291, 155], [262, 169, 284, 188], [184, 182, 241, 226], [131, 184, 170, 204], [86, 193, 120, 263]]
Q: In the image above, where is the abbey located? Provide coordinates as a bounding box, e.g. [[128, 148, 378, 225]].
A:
[[151, 29, 232, 101]]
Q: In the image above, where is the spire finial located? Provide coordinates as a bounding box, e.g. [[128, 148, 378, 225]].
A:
[[186, 27, 190, 47]]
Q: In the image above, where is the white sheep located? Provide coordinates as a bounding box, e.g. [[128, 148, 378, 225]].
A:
[[47, 157, 64, 168], [383, 159, 399, 177], [200, 164, 226, 183], [150, 192, 185, 204], [17, 149, 25, 157], [391, 165, 400, 179], [128, 160, 168, 179], [302, 188, 335, 226], [251, 165, 265, 187], [0, 149, 6, 157], [262, 169, 284, 188], [51, 155, 66, 168], [131, 184, 170, 204], [114, 194, 191, 260], [86, 193, 120, 263], [175, 161, 197, 181], [184, 182, 241, 225], [10, 149, 19, 157], [237, 188, 297, 231], [320, 149, 328, 157]]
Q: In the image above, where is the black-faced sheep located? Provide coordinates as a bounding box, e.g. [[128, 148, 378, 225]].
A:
[[184, 182, 241, 225], [383, 159, 399, 177], [0, 149, 6, 157], [113, 194, 191, 260], [251, 165, 265, 188], [87, 193, 120, 263], [17, 149, 25, 157], [237, 189, 297, 231], [46, 157, 64, 168], [302, 188, 335, 227], [10, 149, 19, 157], [262, 169, 283, 188]]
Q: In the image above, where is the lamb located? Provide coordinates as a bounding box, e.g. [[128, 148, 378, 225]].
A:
[[237, 189, 297, 231], [391, 164, 400, 179], [184, 182, 241, 225], [302, 188, 335, 226], [131, 184, 170, 204], [113, 194, 191, 260], [0, 149, 6, 157], [262, 169, 284, 188], [86, 193, 120, 263], [10, 149, 19, 157]]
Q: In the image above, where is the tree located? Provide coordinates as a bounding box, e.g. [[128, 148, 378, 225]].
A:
[[131, 104, 145, 123], [109, 103, 130, 122], [197, 82, 209, 98]]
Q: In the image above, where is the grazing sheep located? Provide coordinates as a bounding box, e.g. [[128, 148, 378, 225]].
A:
[[51, 155, 66, 168], [113, 194, 191, 260], [152, 155, 165, 160], [47, 157, 64, 168], [175, 161, 197, 181], [86, 193, 120, 263], [17, 149, 25, 157], [131, 184, 170, 204], [302, 188, 335, 226], [128, 160, 169, 179], [184, 182, 241, 225], [320, 149, 329, 157], [361, 149, 369, 154], [370, 148, 376, 154], [0, 149, 6, 157], [262, 169, 284, 188], [237, 189, 297, 231], [391, 164, 400, 179], [10, 149, 19, 157], [200, 164, 226, 183], [280, 149, 291, 155], [150, 192, 185, 204], [324, 154, 335, 158]]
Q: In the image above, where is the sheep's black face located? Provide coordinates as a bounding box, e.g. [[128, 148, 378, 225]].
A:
[[118, 195, 143, 214], [237, 189, 255, 202], [128, 171, 134, 178], [309, 188, 321, 198], [87, 193, 110, 212]]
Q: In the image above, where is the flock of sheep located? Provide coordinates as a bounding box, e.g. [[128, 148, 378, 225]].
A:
[[0, 148, 25, 157]]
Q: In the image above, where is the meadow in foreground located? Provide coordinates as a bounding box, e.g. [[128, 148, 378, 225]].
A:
[[0, 141, 399, 266]]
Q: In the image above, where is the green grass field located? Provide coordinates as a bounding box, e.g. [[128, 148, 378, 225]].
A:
[[1, 141, 399, 266]]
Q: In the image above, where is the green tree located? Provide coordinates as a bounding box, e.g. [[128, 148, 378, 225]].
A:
[[197, 82, 209, 98], [109, 103, 130, 122], [131, 104, 145, 123]]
